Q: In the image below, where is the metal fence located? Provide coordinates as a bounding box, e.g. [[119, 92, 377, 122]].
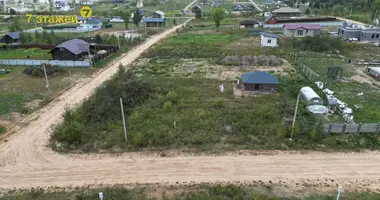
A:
[[324, 123, 380, 135], [24, 27, 102, 33], [0, 59, 91, 67]]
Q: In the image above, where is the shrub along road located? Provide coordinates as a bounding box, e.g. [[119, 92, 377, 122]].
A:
[[1, 20, 380, 191]]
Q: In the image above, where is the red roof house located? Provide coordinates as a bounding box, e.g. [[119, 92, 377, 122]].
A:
[[283, 24, 321, 37]]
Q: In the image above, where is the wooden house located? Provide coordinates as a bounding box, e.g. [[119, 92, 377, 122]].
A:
[[49, 39, 93, 61], [240, 71, 279, 93]]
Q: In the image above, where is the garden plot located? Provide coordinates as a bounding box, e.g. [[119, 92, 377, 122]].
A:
[[51, 29, 380, 153], [298, 54, 380, 123], [134, 57, 292, 80]]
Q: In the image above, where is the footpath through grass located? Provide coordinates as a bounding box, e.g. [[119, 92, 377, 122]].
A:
[[1, 184, 380, 200]]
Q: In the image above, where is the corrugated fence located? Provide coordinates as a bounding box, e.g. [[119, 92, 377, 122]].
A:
[[0, 59, 91, 67], [324, 123, 380, 135], [264, 21, 344, 28]]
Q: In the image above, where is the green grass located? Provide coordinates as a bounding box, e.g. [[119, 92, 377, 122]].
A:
[[327, 82, 380, 123], [346, 12, 372, 24], [52, 30, 380, 152], [0, 48, 51, 60], [0, 126, 6, 135], [1, 184, 380, 200], [0, 66, 95, 116], [298, 57, 352, 79]]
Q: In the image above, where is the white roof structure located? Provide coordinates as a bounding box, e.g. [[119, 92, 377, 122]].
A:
[[272, 7, 301, 13], [154, 10, 165, 16], [300, 86, 323, 104], [369, 67, 380, 74]]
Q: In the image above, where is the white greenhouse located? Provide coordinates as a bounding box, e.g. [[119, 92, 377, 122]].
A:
[[300, 86, 324, 106]]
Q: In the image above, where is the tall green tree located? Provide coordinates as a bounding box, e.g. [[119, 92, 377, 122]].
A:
[[372, 0, 380, 23], [132, 9, 143, 27], [19, 32, 30, 44], [8, 16, 23, 32], [212, 7, 225, 31], [121, 11, 131, 29]]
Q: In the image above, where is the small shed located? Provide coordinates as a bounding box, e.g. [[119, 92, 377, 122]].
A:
[[192, 4, 202, 14], [265, 15, 277, 24], [368, 67, 380, 79], [241, 71, 279, 93], [240, 20, 260, 28], [260, 32, 278, 47], [152, 10, 165, 18], [300, 86, 323, 106], [0, 32, 20, 44]]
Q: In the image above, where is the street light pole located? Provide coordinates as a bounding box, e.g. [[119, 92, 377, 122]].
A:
[[290, 92, 300, 140]]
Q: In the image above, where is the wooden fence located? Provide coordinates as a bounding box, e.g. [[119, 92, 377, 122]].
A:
[[324, 123, 380, 135]]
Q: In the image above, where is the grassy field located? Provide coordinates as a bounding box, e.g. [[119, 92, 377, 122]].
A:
[[1, 184, 380, 200], [0, 48, 51, 60], [0, 66, 95, 117], [51, 29, 380, 153], [345, 12, 372, 24], [140, 0, 191, 16]]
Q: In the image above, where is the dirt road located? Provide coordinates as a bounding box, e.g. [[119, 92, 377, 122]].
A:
[[0, 16, 380, 191]]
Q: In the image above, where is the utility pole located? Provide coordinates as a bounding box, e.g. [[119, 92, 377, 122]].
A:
[[120, 98, 128, 143], [336, 186, 343, 200], [43, 63, 51, 93], [290, 92, 300, 140], [144, 20, 147, 35]]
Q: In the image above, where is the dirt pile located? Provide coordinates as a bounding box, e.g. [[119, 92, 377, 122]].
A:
[[223, 55, 283, 66]]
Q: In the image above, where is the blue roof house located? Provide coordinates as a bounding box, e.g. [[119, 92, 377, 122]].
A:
[[240, 71, 279, 93], [260, 32, 279, 47]]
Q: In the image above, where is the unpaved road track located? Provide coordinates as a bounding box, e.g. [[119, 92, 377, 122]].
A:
[[1, 20, 380, 190]]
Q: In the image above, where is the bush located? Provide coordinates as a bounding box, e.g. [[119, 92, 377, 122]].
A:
[[23, 64, 66, 77], [163, 101, 173, 112], [285, 35, 343, 53], [166, 90, 178, 103], [214, 97, 224, 108]]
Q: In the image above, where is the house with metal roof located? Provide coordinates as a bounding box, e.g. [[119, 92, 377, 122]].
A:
[[240, 20, 260, 28], [260, 32, 279, 47], [143, 17, 166, 27], [271, 7, 302, 17], [283, 24, 321, 37], [144, 10, 166, 27], [49, 39, 93, 61], [240, 71, 279, 93], [264, 15, 278, 24], [0, 32, 20, 44]]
